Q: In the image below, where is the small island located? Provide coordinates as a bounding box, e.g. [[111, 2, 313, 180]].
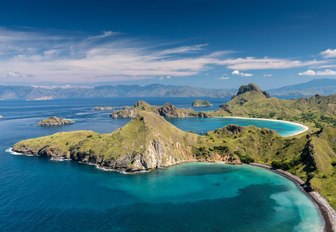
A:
[[192, 100, 213, 107], [38, 116, 74, 127]]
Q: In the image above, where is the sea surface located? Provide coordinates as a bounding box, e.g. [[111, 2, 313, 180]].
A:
[[0, 98, 323, 232]]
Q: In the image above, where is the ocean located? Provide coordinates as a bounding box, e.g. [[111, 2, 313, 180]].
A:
[[0, 98, 323, 232]]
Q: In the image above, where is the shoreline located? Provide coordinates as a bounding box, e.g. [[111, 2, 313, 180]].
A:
[[222, 116, 309, 137], [250, 163, 336, 232], [6, 147, 335, 231]]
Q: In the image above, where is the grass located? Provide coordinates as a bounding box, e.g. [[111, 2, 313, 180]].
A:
[[12, 89, 336, 209]]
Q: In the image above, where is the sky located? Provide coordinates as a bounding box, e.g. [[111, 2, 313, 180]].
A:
[[0, 0, 336, 89]]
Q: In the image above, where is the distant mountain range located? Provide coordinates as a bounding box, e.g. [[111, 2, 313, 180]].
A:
[[269, 78, 336, 98], [1, 79, 336, 100], [0, 84, 235, 100]]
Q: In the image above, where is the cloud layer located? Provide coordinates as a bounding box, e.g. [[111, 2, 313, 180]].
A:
[[0, 28, 333, 84], [299, 69, 336, 76]]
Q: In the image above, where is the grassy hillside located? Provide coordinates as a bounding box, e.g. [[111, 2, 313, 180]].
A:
[[215, 83, 336, 128], [13, 111, 199, 171], [12, 83, 336, 209]]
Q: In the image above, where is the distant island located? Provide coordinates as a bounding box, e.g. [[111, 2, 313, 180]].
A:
[[38, 117, 74, 127], [2, 79, 336, 100], [11, 83, 336, 229], [192, 100, 213, 107]]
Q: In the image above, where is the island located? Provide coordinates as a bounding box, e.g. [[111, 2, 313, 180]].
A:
[[11, 83, 336, 231], [37, 116, 74, 127], [192, 100, 213, 107], [110, 101, 208, 118]]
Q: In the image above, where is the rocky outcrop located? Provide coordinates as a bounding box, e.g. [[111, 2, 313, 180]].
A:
[[38, 117, 74, 126], [157, 103, 179, 117], [192, 100, 213, 107], [110, 101, 204, 119], [219, 104, 232, 114], [236, 83, 270, 98], [213, 125, 245, 136]]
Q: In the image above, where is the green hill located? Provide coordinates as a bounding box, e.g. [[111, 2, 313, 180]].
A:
[[216, 83, 336, 128], [13, 111, 199, 172], [11, 83, 336, 209]]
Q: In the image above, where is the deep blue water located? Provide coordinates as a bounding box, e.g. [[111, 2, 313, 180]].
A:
[[0, 98, 323, 232]]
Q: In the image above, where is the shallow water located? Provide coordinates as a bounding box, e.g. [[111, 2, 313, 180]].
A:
[[168, 117, 306, 136], [0, 98, 323, 232]]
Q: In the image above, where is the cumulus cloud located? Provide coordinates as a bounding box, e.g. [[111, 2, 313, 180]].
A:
[[320, 49, 336, 58], [232, 70, 253, 77], [0, 28, 331, 84], [298, 69, 336, 76]]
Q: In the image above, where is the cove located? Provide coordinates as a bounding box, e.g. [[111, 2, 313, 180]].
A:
[[168, 117, 308, 137], [0, 160, 323, 232]]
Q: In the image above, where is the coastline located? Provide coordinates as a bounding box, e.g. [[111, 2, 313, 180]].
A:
[[6, 146, 335, 231], [250, 163, 336, 232], [222, 116, 309, 137]]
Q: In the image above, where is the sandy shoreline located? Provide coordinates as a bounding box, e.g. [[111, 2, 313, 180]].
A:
[[250, 163, 336, 232], [222, 116, 309, 137]]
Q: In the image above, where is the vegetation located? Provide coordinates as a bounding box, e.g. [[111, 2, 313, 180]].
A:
[[192, 100, 213, 107], [12, 83, 336, 209]]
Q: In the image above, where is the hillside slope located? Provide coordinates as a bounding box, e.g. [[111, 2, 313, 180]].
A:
[[216, 83, 336, 128], [13, 111, 200, 172]]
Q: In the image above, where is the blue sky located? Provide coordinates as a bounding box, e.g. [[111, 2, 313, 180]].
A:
[[0, 0, 336, 89]]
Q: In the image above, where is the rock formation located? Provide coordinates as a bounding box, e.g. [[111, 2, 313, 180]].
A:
[[192, 100, 213, 107], [38, 117, 74, 126]]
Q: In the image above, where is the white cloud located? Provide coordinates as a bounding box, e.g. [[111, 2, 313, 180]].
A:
[[222, 57, 324, 70], [298, 69, 336, 76], [217, 76, 230, 80], [0, 28, 331, 84], [159, 44, 207, 55], [320, 49, 336, 58], [299, 69, 316, 76], [0, 71, 27, 78], [232, 70, 253, 77], [263, 73, 272, 77]]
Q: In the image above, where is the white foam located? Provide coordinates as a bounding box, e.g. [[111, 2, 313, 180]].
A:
[[50, 157, 71, 162], [5, 147, 34, 156]]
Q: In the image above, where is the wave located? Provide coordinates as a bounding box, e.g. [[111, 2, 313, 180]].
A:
[[5, 147, 34, 156], [50, 157, 71, 162]]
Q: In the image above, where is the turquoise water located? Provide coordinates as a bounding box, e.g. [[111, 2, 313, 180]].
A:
[[0, 98, 322, 232], [168, 117, 306, 136]]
